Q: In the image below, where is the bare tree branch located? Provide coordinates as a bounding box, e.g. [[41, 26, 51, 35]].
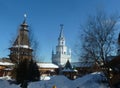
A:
[[76, 11, 119, 88]]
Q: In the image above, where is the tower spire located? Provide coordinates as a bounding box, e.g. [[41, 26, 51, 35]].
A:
[[52, 24, 71, 66], [59, 24, 64, 38], [23, 14, 27, 23], [58, 24, 65, 46], [21, 14, 28, 30]]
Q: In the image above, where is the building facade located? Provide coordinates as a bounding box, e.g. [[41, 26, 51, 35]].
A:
[[52, 24, 71, 66]]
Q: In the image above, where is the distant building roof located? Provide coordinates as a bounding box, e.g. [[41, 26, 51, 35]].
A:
[[71, 62, 94, 68], [64, 60, 72, 69], [62, 60, 77, 72], [37, 63, 59, 68], [0, 62, 14, 66], [62, 68, 77, 72]]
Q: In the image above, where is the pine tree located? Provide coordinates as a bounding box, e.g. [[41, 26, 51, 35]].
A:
[[11, 59, 40, 85]]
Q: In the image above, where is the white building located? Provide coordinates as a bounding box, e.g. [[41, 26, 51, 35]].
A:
[[52, 24, 71, 66]]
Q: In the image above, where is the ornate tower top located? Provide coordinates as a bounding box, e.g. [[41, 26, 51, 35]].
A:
[[20, 14, 28, 30], [59, 24, 64, 38], [24, 14, 27, 20], [13, 14, 30, 47]]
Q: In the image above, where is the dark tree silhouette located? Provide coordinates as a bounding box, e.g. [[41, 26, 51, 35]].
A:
[[12, 59, 40, 87]]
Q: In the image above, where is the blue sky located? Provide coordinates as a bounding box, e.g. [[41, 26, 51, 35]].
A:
[[0, 0, 120, 62]]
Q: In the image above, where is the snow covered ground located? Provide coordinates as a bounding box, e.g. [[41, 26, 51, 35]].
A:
[[0, 72, 107, 88]]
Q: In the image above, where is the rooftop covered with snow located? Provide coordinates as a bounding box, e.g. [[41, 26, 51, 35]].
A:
[[37, 63, 59, 68], [12, 45, 32, 49], [0, 62, 14, 66]]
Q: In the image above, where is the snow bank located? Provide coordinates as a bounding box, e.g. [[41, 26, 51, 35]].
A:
[[29, 73, 107, 88], [74, 72, 107, 88], [40, 75, 51, 80], [0, 72, 107, 88], [0, 76, 11, 80], [29, 76, 73, 88], [0, 79, 19, 88]]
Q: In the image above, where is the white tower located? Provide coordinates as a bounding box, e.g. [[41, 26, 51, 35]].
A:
[[117, 33, 120, 56], [52, 24, 71, 66]]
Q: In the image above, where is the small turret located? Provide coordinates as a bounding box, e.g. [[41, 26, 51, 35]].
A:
[[52, 49, 54, 55]]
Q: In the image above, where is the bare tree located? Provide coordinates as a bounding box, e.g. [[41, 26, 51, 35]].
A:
[[76, 11, 119, 88], [28, 27, 40, 61]]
